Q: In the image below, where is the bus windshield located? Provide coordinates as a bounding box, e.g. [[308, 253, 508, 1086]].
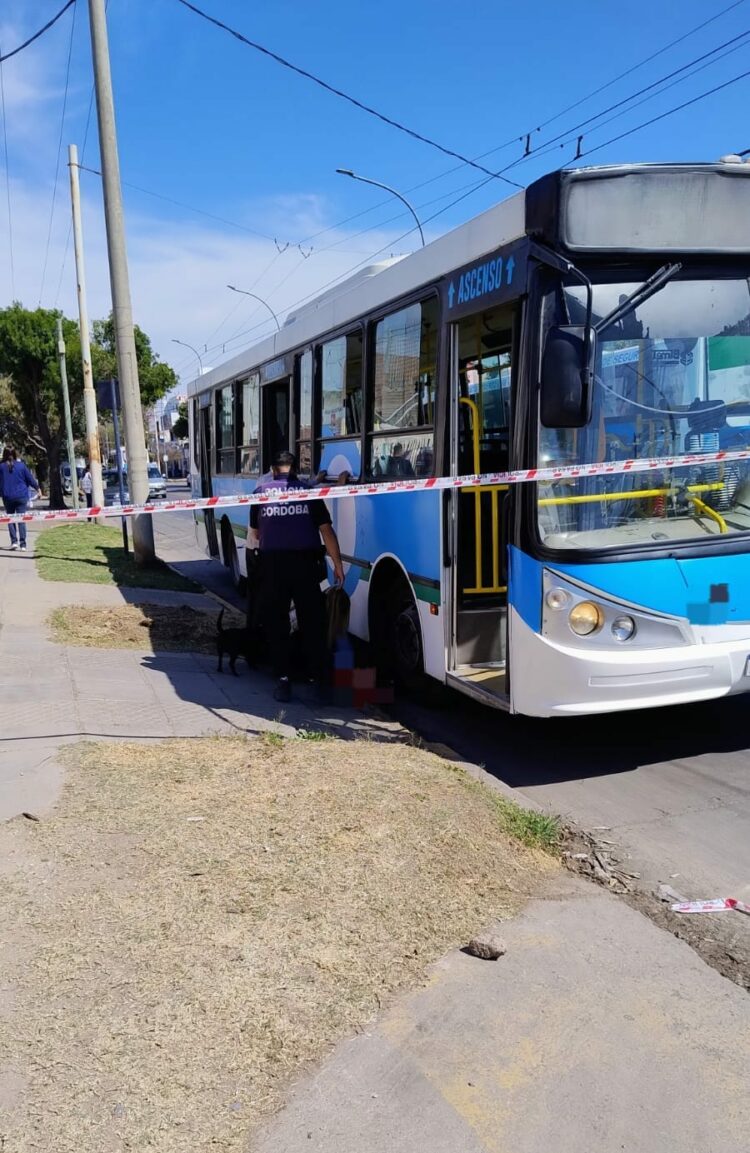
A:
[[538, 274, 750, 550]]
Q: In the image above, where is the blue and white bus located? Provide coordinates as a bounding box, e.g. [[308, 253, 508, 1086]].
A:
[[188, 160, 750, 717]]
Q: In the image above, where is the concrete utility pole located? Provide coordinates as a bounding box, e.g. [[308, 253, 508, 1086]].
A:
[[68, 143, 104, 510], [56, 317, 80, 512], [87, 0, 154, 564]]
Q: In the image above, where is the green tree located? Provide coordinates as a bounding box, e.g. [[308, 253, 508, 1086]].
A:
[[172, 400, 189, 440], [92, 315, 178, 407], [0, 305, 177, 508], [0, 305, 84, 506]]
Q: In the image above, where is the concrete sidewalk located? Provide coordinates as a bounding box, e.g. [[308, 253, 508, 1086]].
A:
[[252, 878, 750, 1153], [0, 525, 391, 820], [2, 525, 750, 1153]]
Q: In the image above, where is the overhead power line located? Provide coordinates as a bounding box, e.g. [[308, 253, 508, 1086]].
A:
[[493, 0, 749, 158], [173, 0, 522, 188], [497, 31, 750, 175], [40, 0, 78, 306], [76, 161, 278, 241], [292, 1, 750, 248], [578, 64, 750, 160], [205, 61, 750, 364], [503, 25, 750, 167], [0, 0, 77, 64]]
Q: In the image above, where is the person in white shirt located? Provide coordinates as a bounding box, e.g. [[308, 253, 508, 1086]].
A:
[[80, 466, 93, 508]]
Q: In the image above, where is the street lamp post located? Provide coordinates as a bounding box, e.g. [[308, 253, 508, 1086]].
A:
[[226, 286, 281, 331], [336, 168, 425, 248], [171, 338, 204, 378]]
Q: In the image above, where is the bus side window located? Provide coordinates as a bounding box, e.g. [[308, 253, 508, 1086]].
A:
[[367, 297, 438, 479]]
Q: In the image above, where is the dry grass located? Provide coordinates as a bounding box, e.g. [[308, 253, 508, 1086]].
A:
[[48, 603, 245, 653], [0, 734, 557, 1151]]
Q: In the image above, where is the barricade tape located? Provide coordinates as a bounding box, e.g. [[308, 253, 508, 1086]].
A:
[[3, 445, 750, 525]]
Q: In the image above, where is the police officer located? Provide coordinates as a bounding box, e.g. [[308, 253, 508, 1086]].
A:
[[248, 451, 344, 702]]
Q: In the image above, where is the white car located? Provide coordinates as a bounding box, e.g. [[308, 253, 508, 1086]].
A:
[[103, 465, 167, 505]]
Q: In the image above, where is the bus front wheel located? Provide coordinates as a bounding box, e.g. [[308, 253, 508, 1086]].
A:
[[371, 571, 424, 689]]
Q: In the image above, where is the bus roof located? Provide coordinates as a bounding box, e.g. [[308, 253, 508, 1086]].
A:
[[187, 187, 526, 396]]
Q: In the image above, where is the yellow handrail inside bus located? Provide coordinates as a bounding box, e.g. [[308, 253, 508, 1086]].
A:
[[459, 396, 507, 595], [687, 495, 727, 533], [538, 482, 724, 506]]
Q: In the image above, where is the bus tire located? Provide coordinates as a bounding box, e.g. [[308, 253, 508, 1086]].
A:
[[221, 519, 246, 594], [371, 566, 425, 690]]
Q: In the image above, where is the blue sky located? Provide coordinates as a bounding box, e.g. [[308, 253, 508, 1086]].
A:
[[1, 0, 749, 383]]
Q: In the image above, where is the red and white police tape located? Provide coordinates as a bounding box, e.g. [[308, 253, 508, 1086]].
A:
[[3, 445, 750, 525]]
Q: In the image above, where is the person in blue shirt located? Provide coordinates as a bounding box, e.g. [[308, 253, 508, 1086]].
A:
[[0, 446, 40, 551], [248, 450, 344, 702]]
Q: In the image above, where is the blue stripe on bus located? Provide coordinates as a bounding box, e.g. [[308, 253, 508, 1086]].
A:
[[554, 552, 750, 625], [509, 547, 543, 632], [509, 547, 750, 631]]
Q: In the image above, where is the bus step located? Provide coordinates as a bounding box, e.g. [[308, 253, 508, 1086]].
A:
[[447, 665, 509, 710]]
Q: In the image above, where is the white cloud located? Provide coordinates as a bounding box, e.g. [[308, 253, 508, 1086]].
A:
[[0, 11, 424, 386], [0, 170, 412, 384]]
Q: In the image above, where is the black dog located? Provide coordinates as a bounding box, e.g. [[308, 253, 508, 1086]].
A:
[[216, 608, 256, 675]]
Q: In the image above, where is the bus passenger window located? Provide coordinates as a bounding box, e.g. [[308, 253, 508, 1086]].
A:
[[216, 383, 237, 474], [321, 331, 363, 438], [296, 350, 313, 476], [239, 373, 260, 476], [368, 297, 438, 478]]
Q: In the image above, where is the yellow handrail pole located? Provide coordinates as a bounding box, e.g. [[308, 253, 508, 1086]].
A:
[[687, 496, 727, 533], [459, 397, 482, 590], [539, 482, 724, 507]]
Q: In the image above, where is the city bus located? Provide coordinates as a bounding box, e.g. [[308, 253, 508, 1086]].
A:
[[188, 159, 750, 717]]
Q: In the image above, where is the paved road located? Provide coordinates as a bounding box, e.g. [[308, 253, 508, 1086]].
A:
[[154, 497, 750, 934]]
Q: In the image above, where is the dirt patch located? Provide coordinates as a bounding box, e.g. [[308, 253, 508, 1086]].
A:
[[0, 734, 557, 1151], [563, 826, 750, 992], [48, 603, 245, 653]]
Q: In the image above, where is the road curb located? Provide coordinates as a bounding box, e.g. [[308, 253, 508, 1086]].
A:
[[419, 738, 548, 814]]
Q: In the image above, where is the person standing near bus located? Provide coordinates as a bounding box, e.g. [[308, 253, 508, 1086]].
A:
[[248, 450, 344, 702], [80, 465, 93, 508], [0, 446, 40, 551]]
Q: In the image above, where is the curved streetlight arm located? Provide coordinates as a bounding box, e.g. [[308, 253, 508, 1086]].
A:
[[171, 338, 203, 376], [336, 168, 425, 248], [227, 285, 281, 331]]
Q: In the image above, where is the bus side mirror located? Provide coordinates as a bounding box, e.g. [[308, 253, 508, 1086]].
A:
[[540, 326, 595, 428]]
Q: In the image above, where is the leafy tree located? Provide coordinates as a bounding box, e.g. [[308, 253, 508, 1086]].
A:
[[172, 400, 189, 440], [0, 305, 84, 506], [0, 305, 176, 508], [92, 316, 178, 407]]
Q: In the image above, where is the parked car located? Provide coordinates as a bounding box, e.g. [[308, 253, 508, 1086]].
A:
[[103, 464, 167, 505], [60, 462, 85, 495]]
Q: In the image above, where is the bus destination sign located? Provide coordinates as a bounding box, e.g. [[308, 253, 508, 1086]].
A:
[[443, 242, 526, 320]]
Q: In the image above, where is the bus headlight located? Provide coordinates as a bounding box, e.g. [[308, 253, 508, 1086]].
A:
[[611, 615, 636, 642], [568, 601, 604, 636], [545, 587, 570, 611]]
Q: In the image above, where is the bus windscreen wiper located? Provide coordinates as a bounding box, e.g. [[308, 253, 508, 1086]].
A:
[[594, 262, 683, 335]]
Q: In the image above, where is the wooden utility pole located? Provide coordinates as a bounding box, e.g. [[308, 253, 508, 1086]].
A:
[[87, 0, 154, 563], [56, 317, 79, 511], [68, 143, 104, 510]]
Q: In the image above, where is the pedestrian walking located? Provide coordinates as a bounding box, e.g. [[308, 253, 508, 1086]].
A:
[[0, 446, 40, 552], [248, 450, 344, 702], [80, 465, 93, 508]]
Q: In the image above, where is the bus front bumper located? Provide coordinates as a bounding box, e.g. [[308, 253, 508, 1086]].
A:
[[509, 608, 750, 717]]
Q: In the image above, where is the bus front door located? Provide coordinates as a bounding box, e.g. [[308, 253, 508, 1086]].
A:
[[447, 306, 513, 706]]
